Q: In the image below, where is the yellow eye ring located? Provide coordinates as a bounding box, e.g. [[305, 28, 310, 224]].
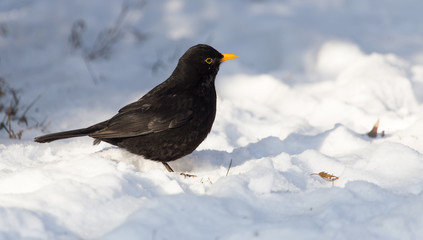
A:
[[205, 58, 213, 64]]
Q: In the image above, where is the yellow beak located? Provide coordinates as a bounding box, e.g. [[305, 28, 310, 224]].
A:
[[221, 53, 239, 62]]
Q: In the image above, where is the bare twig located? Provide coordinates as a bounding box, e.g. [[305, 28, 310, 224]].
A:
[[82, 57, 99, 84], [226, 159, 233, 176], [0, 79, 47, 139], [69, 2, 145, 84], [69, 19, 85, 50], [20, 90, 45, 125]]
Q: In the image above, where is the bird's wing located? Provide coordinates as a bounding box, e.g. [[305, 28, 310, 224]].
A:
[[89, 98, 193, 139]]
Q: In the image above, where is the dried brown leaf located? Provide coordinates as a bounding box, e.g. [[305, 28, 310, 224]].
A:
[[312, 172, 339, 182], [367, 119, 379, 138]]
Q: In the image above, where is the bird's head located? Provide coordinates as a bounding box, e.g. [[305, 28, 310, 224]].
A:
[[178, 44, 238, 80]]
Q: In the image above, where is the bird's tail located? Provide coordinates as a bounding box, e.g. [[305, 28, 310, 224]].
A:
[[34, 123, 105, 143]]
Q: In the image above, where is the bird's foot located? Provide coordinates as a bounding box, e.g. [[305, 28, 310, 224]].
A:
[[162, 162, 197, 178], [180, 173, 197, 178]]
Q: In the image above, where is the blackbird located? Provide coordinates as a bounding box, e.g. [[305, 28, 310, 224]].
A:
[[34, 44, 238, 172]]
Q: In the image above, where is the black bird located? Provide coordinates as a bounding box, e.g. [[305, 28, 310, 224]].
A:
[[35, 44, 238, 172]]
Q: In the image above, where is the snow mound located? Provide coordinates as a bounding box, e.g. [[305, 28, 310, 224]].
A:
[[335, 53, 418, 115], [316, 40, 365, 78]]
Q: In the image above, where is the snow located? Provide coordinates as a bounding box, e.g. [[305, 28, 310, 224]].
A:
[[1, 0, 423, 239]]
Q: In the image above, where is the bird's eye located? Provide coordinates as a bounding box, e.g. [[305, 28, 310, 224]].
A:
[[205, 58, 213, 64]]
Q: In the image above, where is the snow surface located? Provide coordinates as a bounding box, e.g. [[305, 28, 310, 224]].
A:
[[1, 0, 423, 239]]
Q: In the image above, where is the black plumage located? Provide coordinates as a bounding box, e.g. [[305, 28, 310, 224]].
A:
[[34, 44, 238, 172]]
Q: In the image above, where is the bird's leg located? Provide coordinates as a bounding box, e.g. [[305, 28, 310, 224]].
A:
[[162, 162, 174, 172]]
